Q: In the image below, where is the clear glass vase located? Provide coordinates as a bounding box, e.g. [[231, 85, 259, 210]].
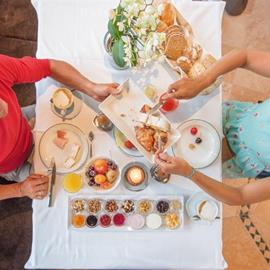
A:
[[103, 32, 129, 70]]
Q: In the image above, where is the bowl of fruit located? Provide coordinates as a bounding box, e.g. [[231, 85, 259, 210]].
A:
[[85, 157, 120, 193]]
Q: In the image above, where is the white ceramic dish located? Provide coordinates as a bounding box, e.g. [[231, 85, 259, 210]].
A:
[[186, 191, 220, 224], [84, 156, 121, 194], [173, 119, 221, 169], [99, 79, 181, 163], [39, 123, 88, 174], [68, 195, 184, 231]]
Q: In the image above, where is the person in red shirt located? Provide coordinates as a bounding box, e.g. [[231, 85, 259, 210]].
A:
[[0, 54, 119, 201]]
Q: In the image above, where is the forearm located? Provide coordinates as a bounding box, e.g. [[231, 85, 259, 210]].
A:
[[49, 60, 96, 96], [189, 170, 245, 206], [0, 183, 22, 200], [201, 48, 248, 87]]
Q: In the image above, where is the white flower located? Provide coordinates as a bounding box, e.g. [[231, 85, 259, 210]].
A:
[[117, 21, 125, 32], [145, 6, 155, 15]]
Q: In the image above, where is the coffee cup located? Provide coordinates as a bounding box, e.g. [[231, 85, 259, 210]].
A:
[[52, 88, 74, 110]]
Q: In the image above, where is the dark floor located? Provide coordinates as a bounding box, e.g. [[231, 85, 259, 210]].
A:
[[0, 1, 37, 269]]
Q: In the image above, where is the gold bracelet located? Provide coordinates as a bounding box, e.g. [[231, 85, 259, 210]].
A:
[[186, 167, 196, 179]]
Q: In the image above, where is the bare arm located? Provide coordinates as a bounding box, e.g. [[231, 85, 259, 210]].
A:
[[155, 152, 270, 206], [191, 171, 270, 206], [49, 60, 95, 95], [49, 60, 119, 101], [204, 48, 270, 86], [0, 183, 21, 200], [165, 48, 270, 100], [0, 174, 49, 201]]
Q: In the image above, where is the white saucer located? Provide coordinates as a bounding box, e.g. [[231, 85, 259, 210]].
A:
[[186, 191, 220, 223], [173, 119, 221, 169]]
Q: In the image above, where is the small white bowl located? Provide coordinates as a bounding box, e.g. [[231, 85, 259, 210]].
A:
[[84, 156, 121, 194]]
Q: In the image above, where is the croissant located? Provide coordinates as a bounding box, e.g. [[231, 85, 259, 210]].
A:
[[135, 126, 155, 152]]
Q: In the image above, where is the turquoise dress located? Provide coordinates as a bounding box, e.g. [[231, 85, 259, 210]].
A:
[[222, 99, 270, 178]]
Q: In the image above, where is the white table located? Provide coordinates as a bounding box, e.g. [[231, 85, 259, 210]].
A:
[[26, 0, 226, 269]]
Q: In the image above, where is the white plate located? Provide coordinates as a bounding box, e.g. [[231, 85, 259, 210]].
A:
[[173, 119, 220, 168], [113, 128, 143, 157], [39, 123, 89, 174], [99, 79, 181, 163], [186, 191, 220, 224]]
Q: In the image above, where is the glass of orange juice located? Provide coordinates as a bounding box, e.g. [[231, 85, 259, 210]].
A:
[[63, 173, 82, 193]]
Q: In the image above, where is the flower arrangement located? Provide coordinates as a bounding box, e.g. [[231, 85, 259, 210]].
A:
[[106, 0, 166, 68]]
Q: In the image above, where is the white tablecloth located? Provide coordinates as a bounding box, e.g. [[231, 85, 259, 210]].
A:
[[26, 0, 226, 269]]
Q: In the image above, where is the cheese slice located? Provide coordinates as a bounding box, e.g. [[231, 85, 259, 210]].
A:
[[70, 143, 80, 159], [64, 157, 76, 168]]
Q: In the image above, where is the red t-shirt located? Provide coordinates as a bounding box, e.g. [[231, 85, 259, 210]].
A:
[[0, 55, 51, 174]]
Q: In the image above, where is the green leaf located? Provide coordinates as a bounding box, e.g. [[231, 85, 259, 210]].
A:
[[108, 19, 120, 39], [112, 39, 126, 68]]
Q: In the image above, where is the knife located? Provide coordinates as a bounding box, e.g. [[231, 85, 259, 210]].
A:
[[145, 100, 166, 124], [148, 100, 166, 115], [48, 159, 56, 207]]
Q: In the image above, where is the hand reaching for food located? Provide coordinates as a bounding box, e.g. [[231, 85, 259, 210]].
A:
[[19, 174, 49, 200], [89, 83, 120, 102], [0, 98, 8, 119], [161, 77, 207, 101], [154, 151, 192, 176]]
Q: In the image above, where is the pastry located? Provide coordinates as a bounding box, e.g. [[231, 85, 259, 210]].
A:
[[156, 20, 168, 33], [135, 126, 155, 152], [153, 131, 168, 152], [176, 56, 193, 74], [159, 3, 176, 27], [184, 43, 203, 63], [188, 62, 206, 79], [201, 54, 217, 70], [165, 33, 187, 60], [135, 105, 170, 152], [165, 24, 185, 38]]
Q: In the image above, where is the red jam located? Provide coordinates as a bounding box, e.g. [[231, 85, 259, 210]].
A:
[[100, 214, 111, 227], [113, 213, 125, 226]]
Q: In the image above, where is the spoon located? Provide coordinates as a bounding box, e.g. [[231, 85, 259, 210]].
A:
[[88, 131, 94, 158]]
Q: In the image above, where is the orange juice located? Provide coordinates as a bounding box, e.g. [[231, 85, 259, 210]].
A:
[[63, 173, 82, 193]]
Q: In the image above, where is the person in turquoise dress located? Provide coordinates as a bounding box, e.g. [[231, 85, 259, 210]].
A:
[[222, 98, 270, 179], [155, 49, 270, 205]]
